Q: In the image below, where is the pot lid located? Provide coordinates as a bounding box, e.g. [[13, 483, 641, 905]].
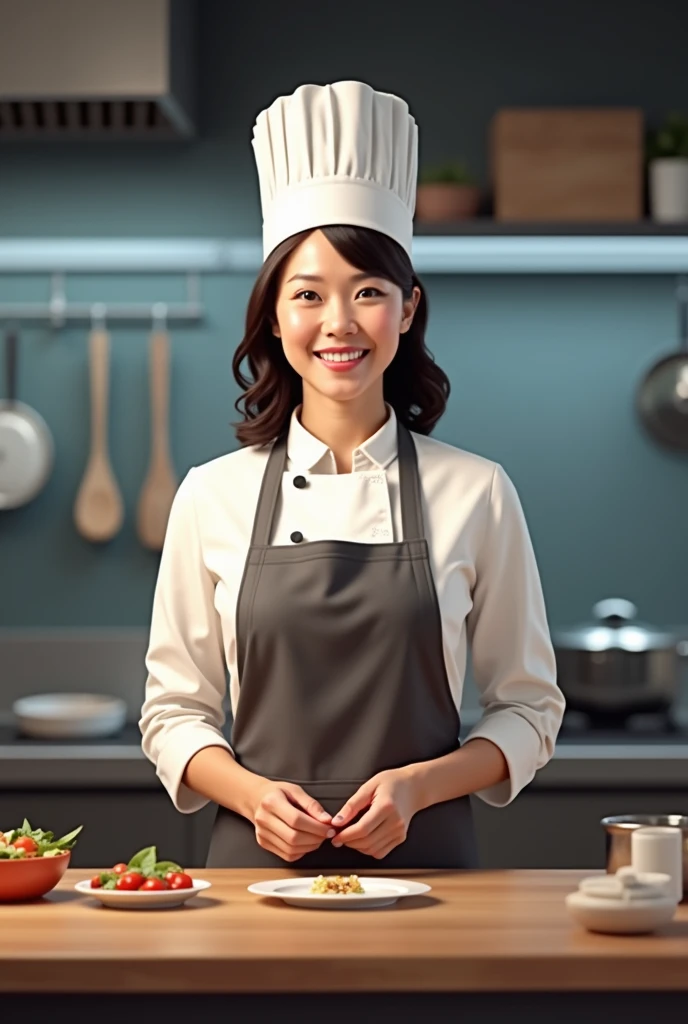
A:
[[553, 598, 678, 652]]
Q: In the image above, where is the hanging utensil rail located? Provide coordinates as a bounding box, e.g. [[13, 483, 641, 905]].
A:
[[0, 272, 203, 329]]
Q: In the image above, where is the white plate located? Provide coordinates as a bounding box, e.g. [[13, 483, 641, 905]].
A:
[[74, 878, 211, 909], [247, 876, 431, 909]]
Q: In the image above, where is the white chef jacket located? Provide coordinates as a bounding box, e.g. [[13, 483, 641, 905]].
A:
[[140, 402, 565, 815]]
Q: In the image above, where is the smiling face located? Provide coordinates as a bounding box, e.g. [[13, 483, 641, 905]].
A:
[[272, 229, 420, 416]]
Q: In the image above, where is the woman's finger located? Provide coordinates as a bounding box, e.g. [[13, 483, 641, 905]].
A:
[[352, 830, 404, 859], [338, 818, 391, 854], [342, 818, 406, 855], [257, 789, 331, 839], [255, 822, 296, 860], [277, 787, 336, 837], [264, 808, 330, 847], [287, 786, 333, 826], [367, 835, 403, 860], [333, 802, 390, 845], [256, 821, 322, 861]]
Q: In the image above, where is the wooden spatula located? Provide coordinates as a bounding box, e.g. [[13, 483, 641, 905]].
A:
[[136, 327, 178, 550], [74, 327, 124, 543]]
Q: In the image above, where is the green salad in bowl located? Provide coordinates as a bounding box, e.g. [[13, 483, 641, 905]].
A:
[[0, 819, 83, 858], [0, 819, 83, 901]]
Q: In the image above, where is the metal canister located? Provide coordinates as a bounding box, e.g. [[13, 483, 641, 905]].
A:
[[601, 813, 688, 901]]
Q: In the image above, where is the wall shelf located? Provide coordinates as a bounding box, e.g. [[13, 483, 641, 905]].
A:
[[0, 230, 687, 276]]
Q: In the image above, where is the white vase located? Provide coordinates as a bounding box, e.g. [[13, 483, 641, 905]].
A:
[[649, 158, 688, 222]]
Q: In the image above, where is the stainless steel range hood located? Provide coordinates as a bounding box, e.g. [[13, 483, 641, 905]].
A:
[[0, 0, 196, 140]]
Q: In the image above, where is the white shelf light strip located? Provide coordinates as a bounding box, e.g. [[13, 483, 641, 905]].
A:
[[0, 236, 686, 275]]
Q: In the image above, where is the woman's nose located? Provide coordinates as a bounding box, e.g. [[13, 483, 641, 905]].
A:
[[322, 305, 358, 337]]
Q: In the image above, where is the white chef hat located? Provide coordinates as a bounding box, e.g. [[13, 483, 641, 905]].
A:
[[251, 80, 418, 261]]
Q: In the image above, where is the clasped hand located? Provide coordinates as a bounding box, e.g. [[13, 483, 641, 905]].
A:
[[251, 768, 419, 863]]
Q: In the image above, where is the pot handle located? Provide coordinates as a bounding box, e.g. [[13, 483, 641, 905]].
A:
[[592, 598, 638, 623]]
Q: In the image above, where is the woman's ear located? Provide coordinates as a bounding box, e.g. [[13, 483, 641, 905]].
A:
[[401, 285, 422, 332]]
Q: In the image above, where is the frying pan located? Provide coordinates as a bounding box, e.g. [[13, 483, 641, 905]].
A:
[[0, 327, 54, 509], [637, 277, 688, 451]]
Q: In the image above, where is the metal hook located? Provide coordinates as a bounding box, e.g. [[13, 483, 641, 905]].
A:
[[91, 303, 107, 329], [152, 302, 168, 331], [49, 273, 67, 331]]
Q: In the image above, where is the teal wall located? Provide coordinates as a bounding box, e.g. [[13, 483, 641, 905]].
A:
[[2, 0, 688, 629]]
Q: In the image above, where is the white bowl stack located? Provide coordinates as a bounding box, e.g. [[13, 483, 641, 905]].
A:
[[12, 693, 128, 739]]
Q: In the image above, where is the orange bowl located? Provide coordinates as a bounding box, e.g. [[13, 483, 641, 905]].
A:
[[0, 850, 71, 901]]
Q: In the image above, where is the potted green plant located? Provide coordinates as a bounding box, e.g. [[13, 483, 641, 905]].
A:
[[415, 160, 481, 222], [647, 113, 688, 222]]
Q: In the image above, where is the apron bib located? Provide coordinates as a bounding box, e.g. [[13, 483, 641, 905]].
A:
[[206, 420, 478, 869]]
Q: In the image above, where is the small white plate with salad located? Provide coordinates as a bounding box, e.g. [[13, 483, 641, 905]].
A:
[[247, 874, 431, 909], [75, 845, 212, 909]]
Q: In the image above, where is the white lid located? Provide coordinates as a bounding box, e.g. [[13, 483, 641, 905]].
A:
[[579, 868, 672, 901]]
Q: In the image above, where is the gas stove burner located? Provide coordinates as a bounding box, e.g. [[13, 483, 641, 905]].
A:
[[561, 708, 681, 735]]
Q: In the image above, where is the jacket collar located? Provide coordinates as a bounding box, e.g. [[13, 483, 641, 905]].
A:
[[286, 403, 399, 474]]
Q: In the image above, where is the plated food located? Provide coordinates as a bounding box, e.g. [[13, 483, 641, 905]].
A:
[[248, 876, 431, 909], [77, 845, 210, 910], [88, 844, 194, 892], [310, 874, 365, 894], [0, 819, 83, 901]]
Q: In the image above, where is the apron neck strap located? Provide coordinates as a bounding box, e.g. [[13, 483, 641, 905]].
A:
[[397, 420, 423, 541], [249, 418, 424, 547]]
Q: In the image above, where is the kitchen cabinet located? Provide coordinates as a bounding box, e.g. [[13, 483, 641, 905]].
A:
[[3, 785, 687, 872], [0, 791, 217, 869], [472, 788, 688, 870]]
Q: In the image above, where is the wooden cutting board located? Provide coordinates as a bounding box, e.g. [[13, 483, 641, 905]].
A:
[[492, 108, 644, 221]]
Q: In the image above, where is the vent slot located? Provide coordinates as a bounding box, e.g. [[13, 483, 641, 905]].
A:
[[0, 0, 195, 140], [0, 99, 175, 138]]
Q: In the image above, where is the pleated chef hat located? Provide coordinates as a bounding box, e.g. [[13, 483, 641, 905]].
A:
[[251, 80, 418, 261]]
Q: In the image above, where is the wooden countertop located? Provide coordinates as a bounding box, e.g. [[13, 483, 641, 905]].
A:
[[2, 868, 688, 993]]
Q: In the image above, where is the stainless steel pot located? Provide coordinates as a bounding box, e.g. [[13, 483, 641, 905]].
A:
[[602, 814, 688, 901], [553, 598, 688, 722]]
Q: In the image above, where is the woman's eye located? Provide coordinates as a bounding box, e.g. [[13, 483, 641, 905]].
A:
[[294, 287, 383, 301]]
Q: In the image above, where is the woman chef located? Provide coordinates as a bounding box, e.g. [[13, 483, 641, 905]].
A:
[[139, 80, 565, 870]]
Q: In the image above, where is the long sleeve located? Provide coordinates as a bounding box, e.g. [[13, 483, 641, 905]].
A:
[[139, 468, 233, 813], [463, 463, 565, 807]]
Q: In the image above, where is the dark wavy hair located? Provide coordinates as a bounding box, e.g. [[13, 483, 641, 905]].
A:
[[231, 224, 450, 447]]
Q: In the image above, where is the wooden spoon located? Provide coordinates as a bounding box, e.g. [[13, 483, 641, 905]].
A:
[[73, 327, 124, 543], [136, 328, 178, 550]]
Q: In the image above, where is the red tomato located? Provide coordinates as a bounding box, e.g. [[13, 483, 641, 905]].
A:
[[164, 870, 185, 883], [116, 872, 145, 891], [90, 876, 103, 889], [12, 836, 38, 855], [139, 878, 169, 891], [167, 872, 193, 890], [112, 863, 129, 875]]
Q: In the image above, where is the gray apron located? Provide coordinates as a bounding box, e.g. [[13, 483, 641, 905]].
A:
[[206, 419, 478, 869]]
